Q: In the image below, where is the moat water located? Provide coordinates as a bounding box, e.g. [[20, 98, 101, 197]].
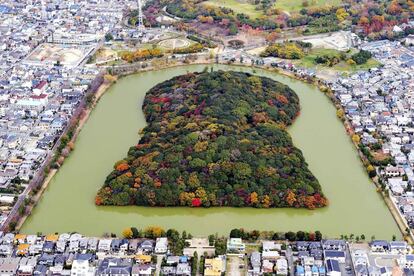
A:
[[21, 64, 400, 238]]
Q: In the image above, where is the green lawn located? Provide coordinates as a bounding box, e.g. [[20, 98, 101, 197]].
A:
[[203, 0, 263, 18], [294, 48, 381, 73], [203, 0, 342, 16], [274, 0, 342, 13], [335, 58, 381, 73], [297, 48, 339, 67], [245, 243, 261, 254]]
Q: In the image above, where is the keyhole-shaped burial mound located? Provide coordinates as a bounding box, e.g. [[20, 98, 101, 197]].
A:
[[96, 70, 328, 209]]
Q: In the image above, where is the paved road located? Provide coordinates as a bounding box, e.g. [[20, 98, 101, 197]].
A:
[[286, 245, 295, 276], [227, 256, 243, 276], [343, 242, 356, 276], [155, 254, 163, 276]]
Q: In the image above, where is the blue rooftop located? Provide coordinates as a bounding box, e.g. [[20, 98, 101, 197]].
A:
[[179, 256, 188, 263], [296, 265, 304, 274], [0, 5, 10, 14]]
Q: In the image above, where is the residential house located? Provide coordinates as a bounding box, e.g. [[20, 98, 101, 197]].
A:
[[98, 239, 112, 252], [322, 240, 346, 251], [96, 258, 132, 276], [262, 241, 280, 260], [370, 241, 390, 252], [389, 241, 409, 254], [70, 259, 96, 276], [154, 238, 168, 254], [131, 264, 152, 276], [139, 240, 154, 254], [204, 257, 224, 276], [326, 259, 341, 276], [226, 238, 245, 253], [276, 258, 288, 275], [176, 263, 191, 276], [249, 251, 261, 276], [324, 250, 346, 263], [0, 257, 20, 275]]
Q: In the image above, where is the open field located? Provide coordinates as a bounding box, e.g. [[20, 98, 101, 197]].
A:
[[299, 31, 353, 51], [203, 0, 342, 16], [158, 38, 192, 50], [24, 43, 94, 68], [245, 243, 261, 254], [294, 48, 381, 74], [274, 0, 342, 12], [92, 48, 117, 64], [203, 0, 262, 18]]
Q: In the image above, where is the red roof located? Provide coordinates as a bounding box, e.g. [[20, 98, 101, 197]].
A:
[[31, 94, 48, 100], [35, 80, 47, 90]]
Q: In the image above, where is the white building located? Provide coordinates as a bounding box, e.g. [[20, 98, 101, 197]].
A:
[[155, 237, 168, 254], [71, 259, 96, 276], [276, 258, 288, 275]]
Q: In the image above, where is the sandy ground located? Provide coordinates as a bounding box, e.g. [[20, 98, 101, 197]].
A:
[[246, 46, 266, 56], [301, 31, 353, 51], [96, 48, 117, 62]]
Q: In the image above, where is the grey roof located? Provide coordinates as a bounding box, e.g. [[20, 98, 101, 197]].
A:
[[97, 257, 132, 275], [74, 253, 94, 261], [322, 239, 346, 247], [324, 250, 345, 258], [355, 264, 368, 275], [250, 251, 261, 268], [370, 240, 390, 248], [298, 251, 310, 258], [310, 249, 323, 260], [326, 259, 340, 273]]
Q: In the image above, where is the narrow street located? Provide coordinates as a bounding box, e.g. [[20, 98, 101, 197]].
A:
[[229, 257, 241, 276], [286, 245, 295, 276], [226, 255, 245, 276], [155, 254, 163, 276]]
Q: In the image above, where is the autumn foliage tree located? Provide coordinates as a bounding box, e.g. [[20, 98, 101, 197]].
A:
[[121, 48, 163, 63], [122, 228, 133, 239], [144, 226, 166, 238], [260, 42, 305, 59]]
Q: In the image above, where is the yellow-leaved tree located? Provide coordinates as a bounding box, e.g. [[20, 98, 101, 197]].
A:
[[122, 228, 133, 239]]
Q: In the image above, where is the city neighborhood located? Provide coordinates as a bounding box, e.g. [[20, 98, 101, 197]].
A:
[[329, 39, 414, 238], [2, 0, 414, 275], [0, 0, 142, 228], [0, 231, 410, 275]]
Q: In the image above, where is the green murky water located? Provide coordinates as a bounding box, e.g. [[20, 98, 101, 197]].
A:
[[21, 65, 400, 239]]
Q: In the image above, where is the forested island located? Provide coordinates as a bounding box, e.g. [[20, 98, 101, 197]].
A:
[[96, 71, 328, 209]]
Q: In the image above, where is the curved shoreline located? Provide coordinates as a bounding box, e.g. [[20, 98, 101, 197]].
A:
[[16, 60, 407, 240]]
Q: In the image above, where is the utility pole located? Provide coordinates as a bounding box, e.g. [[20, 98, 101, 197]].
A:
[[137, 0, 145, 33]]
